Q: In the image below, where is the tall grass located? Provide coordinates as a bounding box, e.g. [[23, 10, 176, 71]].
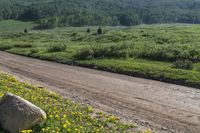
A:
[[75, 43, 131, 60], [47, 44, 67, 52]]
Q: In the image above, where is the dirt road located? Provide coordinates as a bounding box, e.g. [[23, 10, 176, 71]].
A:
[[0, 51, 200, 133]]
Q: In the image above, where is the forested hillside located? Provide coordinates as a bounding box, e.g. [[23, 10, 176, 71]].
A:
[[1, 0, 200, 27]]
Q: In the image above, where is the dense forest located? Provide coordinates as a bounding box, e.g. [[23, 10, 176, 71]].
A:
[[1, 0, 200, 27]]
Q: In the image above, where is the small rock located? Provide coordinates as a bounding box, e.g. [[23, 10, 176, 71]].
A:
[[0, 93, 46, 133], [161, 126, 168, 130], [37, 85, 44, 88]]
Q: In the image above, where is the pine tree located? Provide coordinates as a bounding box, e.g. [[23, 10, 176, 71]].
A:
[[97, 27, 102, 35], [24, 28, 28, 33], [87, 28, 90, 33]]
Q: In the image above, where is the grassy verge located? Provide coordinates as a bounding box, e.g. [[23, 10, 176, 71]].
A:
[[0, 73, 136, 133], [77, 59, 200, 88]]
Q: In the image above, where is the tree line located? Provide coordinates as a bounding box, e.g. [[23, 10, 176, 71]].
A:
[[1, 0, 200, 28]]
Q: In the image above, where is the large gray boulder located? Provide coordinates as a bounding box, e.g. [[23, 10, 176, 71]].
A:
[[0, 93, 46, 133]]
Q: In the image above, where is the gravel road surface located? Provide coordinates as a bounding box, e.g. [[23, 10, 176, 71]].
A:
[[0, 51, 200, 133]]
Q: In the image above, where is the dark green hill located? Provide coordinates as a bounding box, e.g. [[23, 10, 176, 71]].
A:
[[1, 0, 200, 27]]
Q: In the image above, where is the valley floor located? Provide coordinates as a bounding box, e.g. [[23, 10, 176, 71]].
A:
[[0, 51, 200, 133]]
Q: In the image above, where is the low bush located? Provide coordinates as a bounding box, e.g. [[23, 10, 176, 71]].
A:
[[14, 43, 32, 48], [194, 63, 200, 72], [0, 44, 13, 50], [75, 43, 131, 60], [173, 60, 193, 70], [76, 47, 94, 60], [47, 44, 66, 52], [30, 48, 39, 55], [134, 45, 200, 62]]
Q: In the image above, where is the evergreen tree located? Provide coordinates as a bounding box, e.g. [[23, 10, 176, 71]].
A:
[[24, 28, 28, 33], [97, 27, 103, 35], [87, 28, 91, 33]]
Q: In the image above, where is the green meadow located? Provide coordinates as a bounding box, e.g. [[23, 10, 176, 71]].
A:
[[1, 20, 200, 88], [0, 20, 36, 33]]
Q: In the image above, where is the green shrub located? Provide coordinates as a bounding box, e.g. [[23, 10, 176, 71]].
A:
[[75, 43, 131, 60], [14, 43, 32, 48], [173, 60, 193, 70], [134, 44, 200, 62], [194, 63, 200, 72], [0, 44, 13, 50], [47, 44, 66, 52], [76, 47, 94, 60], [30, 48, 39, 54]]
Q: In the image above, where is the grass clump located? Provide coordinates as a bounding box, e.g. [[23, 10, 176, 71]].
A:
[[173, 60, 193, 70], [47, 44, 67, 52], [0, 44, 13, 50], [14, 43, 33, 48], [0, 73, 134, 133], [76, 46, 94, 60], [75, 43, 130, 60]]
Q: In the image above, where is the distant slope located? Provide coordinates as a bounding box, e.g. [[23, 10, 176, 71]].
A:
[[0, 20, 36, 32], [1, 0, 200, 26]]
